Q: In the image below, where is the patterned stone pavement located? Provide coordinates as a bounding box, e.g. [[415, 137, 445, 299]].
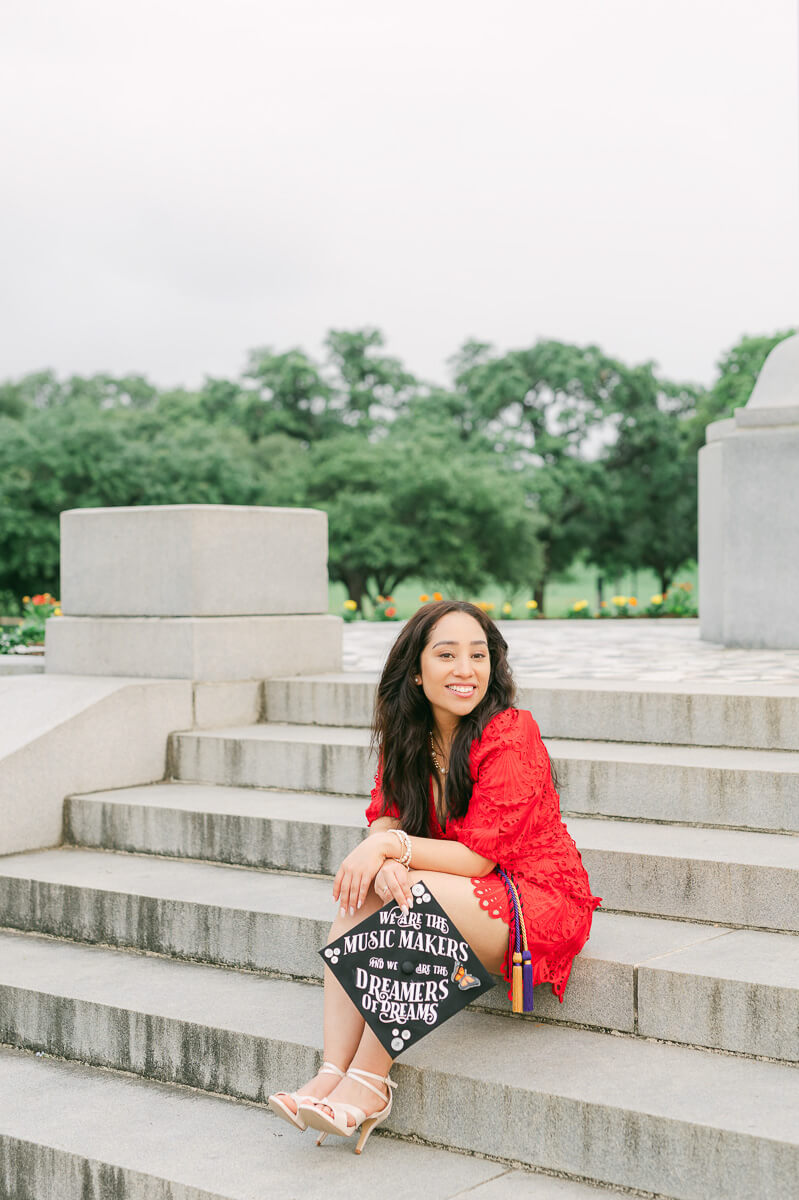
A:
[[343, 619, 799, 684]]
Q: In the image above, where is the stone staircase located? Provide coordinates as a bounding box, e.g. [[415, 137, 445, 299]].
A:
[[0, 674, 797, 1199]]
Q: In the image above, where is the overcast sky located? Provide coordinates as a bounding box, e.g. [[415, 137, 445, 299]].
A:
[[1, 1, 797, 393]]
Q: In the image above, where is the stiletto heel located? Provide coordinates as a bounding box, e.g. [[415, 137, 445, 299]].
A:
[[299, 1067, 396, 1154], [267, 1061, 345, 1131], [354, 1112, 380, 1155]]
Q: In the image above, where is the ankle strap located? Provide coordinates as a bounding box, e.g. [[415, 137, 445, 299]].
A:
[[347, 1067, 396, 1097], [319, 1061, 345, 1078]]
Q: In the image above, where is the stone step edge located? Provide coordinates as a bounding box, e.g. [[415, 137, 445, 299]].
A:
[[0, 1045, 662, 1200], [70, 779, 799, 841], [66, 786, 799, 862], [0, 922, 656, 1050], [0, 930, 795, 1081], [37, 839, 799, 938], [169, 722, 799, 767], [262, 674, 799, 754], [0, 956, 795, 1199], [0, 923, 795, 1069]]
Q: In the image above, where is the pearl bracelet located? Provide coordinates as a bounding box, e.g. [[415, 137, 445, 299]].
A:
[[388, 827, 412, 868]]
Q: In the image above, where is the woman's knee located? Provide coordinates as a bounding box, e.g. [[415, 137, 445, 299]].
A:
[[327, 886, 382, 938]]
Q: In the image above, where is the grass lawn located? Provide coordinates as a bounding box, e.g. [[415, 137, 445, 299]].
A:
[[328, 561, 699, 620]]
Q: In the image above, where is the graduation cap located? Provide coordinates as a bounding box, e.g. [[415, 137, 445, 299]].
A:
[[319, 879, 494, 1056]]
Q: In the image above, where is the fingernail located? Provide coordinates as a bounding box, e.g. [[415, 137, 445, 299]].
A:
[[349, 907, 355, 916], [339, 907, 346, 918], [357, 901, 362, 909], [408, 896, 414, 907], [401, 904, 408, 915]]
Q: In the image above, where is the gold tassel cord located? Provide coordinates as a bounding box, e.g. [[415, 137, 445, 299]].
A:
[[511, 951, 524, 1013], [505, 873, 530, 1014]]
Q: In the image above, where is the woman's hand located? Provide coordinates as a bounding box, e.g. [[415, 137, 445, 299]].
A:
[[333, 833, 396, 916], [373, 860, 413, 912]]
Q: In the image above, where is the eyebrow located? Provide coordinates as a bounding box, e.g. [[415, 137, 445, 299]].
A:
[[431, 640, 488, 649]]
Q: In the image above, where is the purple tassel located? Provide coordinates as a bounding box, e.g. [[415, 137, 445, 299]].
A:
[[521, 950, 534, 1012]]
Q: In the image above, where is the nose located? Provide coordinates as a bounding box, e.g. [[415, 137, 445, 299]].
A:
[[452, 656, 476, 677]]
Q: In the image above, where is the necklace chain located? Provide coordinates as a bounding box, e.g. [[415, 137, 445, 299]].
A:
[[429, 731, 448, 774]]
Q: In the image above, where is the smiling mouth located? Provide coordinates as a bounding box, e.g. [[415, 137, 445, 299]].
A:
[[447, 685, 476, 696]]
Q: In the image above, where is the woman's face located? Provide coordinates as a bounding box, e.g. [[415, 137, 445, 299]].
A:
[[417, 611, 491, 730]]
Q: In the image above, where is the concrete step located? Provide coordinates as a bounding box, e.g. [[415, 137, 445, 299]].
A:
[[0, 1047, 600, 1200], [570, 816, 799, 932], [1, 850, 796, 1060], [0, 940, 795, 1199], [97, 774, 799, 931], [169, 722, 799, 834], [65, 781, 365, 877], [264, 673, 799, 751]]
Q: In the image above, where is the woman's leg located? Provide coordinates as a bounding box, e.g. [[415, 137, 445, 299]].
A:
[[405, 869, 509, 973], [315, 870, 507, 1126], [272, 887, 385, 1114]]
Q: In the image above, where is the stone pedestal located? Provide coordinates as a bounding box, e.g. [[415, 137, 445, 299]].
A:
[[699, 335, 799, 648], [46, 505, 342, 679]]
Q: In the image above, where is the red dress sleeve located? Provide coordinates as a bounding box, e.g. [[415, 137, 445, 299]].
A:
[[453, 709, 554, 864], [364, 755, 400, 825]]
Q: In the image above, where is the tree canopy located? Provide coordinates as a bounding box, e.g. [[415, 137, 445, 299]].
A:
[[0, 326, 790, 609]]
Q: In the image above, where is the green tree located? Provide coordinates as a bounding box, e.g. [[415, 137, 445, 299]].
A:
[[323, 328, 418, 432], [447, 339, 627, 609], [301, 433, 543, 609], [595, 364, 701, 594], [0, 403, 265, 597], [242, 347, 335, 443]]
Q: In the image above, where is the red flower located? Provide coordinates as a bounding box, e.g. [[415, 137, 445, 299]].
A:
[[32, 594, 46, 605], [385, 606, 396, 618]]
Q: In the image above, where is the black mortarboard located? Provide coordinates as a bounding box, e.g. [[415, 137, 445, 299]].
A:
[[319, 879, 494, 1056]]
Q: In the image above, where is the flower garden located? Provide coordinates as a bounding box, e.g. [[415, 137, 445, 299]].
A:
[[340, 583, 697, 623], [0, 593, 61, 654], [566, 583, 697, 620]]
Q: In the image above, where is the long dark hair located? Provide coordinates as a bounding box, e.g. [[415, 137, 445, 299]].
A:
[[370, 600, 517, 837]]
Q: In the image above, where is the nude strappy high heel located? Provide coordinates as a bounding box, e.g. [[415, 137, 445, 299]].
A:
[[267, 1061, 345, 1131], [299, 1067, 396, 1154]]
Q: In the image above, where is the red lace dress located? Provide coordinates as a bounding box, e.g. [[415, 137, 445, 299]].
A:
[[365, 707, 602, 1002]]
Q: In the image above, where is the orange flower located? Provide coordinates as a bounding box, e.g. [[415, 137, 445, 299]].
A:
[[433, 592, 442, 601], [22, 595, 30, 604], [629, 597, 638, 607], [419, 593, 430, 603], [385, 606, 396, 618], [32, 594, 46, 605]]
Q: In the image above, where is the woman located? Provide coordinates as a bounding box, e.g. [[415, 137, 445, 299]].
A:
[[268, 599, 601, 1153]]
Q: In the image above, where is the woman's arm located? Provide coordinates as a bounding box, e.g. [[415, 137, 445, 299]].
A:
[[333, 830, 494, 916], [366, 815, 400, 834], [405, 834, 495, 878]]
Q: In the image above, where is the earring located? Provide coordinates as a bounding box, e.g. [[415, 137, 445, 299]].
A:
[[414, 676, 421, 684]]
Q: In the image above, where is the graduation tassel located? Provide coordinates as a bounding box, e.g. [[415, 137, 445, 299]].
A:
[[512, 951, 524, 1013], [521, 948, 534, 1013], [496, 867, 535, 1015]]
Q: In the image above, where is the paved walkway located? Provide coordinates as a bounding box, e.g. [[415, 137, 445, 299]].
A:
[[4, 620, 799, 686], [343, 619, 799, 684]]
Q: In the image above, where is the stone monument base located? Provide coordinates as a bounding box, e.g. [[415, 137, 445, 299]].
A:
[[45, 614, 342, 680], [699, 334, 799, 649]]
